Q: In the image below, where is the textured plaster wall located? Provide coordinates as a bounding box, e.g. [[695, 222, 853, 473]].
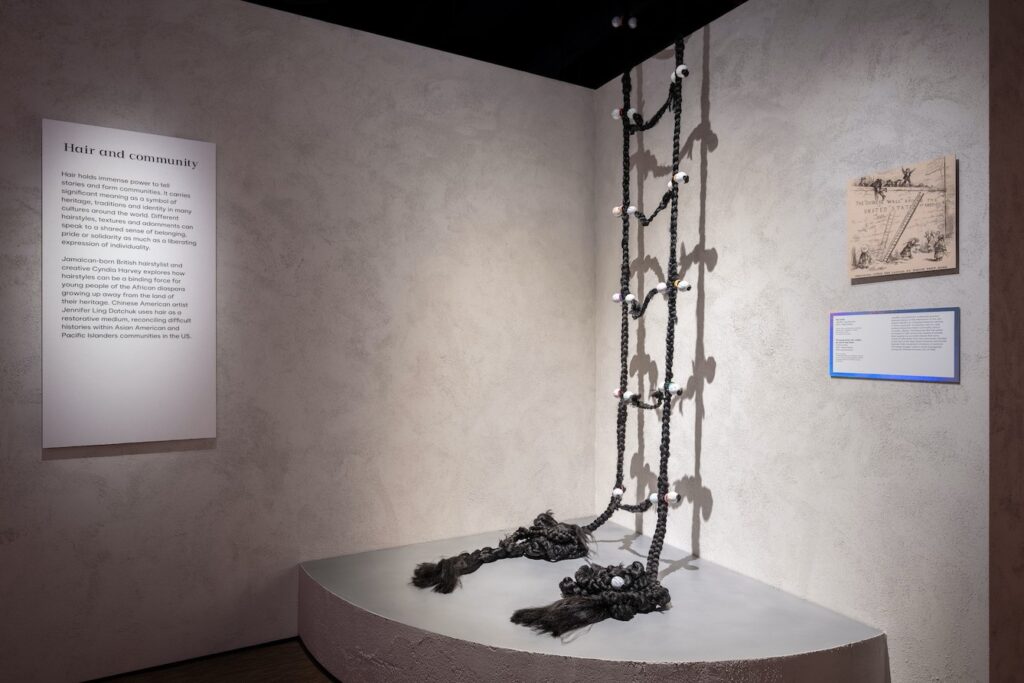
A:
[[592, 1, 989, 682], [0, 1, 596, 680]]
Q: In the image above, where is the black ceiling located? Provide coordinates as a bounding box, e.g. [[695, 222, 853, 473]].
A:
[[246, 1, 746, 89]]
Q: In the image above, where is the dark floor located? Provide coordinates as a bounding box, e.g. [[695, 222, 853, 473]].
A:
[[96, 638, 336, 682]]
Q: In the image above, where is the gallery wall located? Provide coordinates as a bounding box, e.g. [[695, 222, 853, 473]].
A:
[[0, 1, 597, 680], [592, 1, 989, 682]]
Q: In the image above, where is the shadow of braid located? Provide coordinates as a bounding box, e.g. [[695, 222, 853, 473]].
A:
[[411, 511, 591, 593]]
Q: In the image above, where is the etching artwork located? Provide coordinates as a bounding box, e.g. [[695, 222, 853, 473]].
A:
[[847, 154, 957, 282]]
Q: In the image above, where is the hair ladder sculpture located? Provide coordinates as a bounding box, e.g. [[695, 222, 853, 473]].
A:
[[412, 29, 691, 637], [511, 36, 689, 636]]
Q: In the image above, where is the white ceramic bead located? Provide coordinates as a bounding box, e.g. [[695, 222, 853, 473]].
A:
[[623, 391, 635, 401], [611, 576, 626, 589], [675, 279, 692, 291], [624, 293, 637, 303], [666, 491, 681, 503], [612, 487, 624, 497], [649, 493, 659, 504], [676, 64, 690, 78], [626, 205, 637, 216], [611, 108, 621, 120], [674, 171, 689, 183], [626, 108, 637, 120], [656, 282, 668, 292], [627, 16, 637, 29], [668, 382, 681, 395], [612, 205, 623, 216], [611, 15, 623, 28], [612, 292, 623, 302], [613, 388, 623, 398]]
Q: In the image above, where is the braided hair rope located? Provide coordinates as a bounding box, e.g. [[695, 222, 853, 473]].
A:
[[512, 39, 686, 636], [412, 54, 658, 595], [646, 36, 686, 577], [584, 66, 644, 535], [412, 511, 591, 593]]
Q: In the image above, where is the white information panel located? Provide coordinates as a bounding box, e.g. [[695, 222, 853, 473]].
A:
[[829, 307, 959, 383], [42, 119, 216, 448]]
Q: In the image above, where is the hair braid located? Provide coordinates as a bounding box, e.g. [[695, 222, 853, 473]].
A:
[[645, 39, 685, 575], [514, 38, 690, 636]]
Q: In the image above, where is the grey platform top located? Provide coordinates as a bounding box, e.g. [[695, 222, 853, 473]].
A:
[[302, 519, 883, 664]]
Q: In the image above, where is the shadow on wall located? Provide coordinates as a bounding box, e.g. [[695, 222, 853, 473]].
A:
[[611, 27, 893, 681], [622, 26, 718, 579], [42, 438, 216, 460]]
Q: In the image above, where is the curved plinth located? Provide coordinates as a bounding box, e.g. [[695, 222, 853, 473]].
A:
[[298, 520, 888, 682]]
